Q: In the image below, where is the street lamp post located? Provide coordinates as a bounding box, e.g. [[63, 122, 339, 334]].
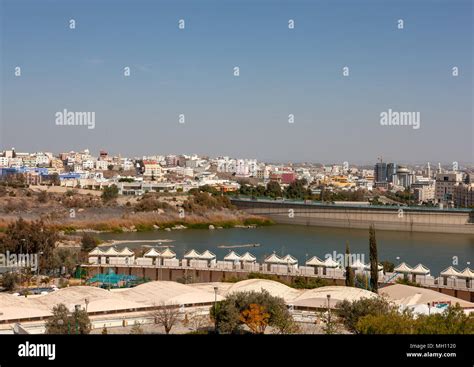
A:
[[36, 251, 43, 289], [19, 238, 26, 289], [326, 294, 331, 333], [213, 286, 218, 334]]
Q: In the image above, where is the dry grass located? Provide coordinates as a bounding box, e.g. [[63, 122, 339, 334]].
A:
[[0, 209, 272, 233]]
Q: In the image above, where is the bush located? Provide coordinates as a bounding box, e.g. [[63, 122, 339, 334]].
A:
[[45, 303, 91, 334], [356, 304, 474, 334], [134, 196, 171, 212], [337, 297, 394, 333], [81, 233, 99, 252], [210, 290, 297, 334], [37, 190, 49, 203], [101, 185, 119, 202], [2, 272, 19, 291]]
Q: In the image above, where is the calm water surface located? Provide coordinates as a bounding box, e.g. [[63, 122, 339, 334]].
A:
[[97, 225, 474, 275]]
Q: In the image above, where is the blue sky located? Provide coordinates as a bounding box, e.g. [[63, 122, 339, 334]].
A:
[[0, 0, 472, 164]]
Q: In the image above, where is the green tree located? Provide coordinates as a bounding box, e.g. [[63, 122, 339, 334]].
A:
[[0, 218, 58, 273], [337, 297, 393, 334], [265, 181, 282, 198], [1, 272, 18, 291], [45, 303, 91, 334], [285, 179, 310, 199], [345, 241, 355, 287], [356, 310, 415, 334], [380, 260, 394, 273], [369, 224, 378, 293], [52, 248, 79, 276], [210, 290, 297, 334], [414, 304, 474, 334], [80, 233, 99, 253], [101, 184, 119, 202]]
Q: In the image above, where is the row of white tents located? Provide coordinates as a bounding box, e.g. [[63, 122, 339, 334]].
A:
[[87, 248, 474, 278], [88, 247, 474, 279], [394, 262, 474, 279]]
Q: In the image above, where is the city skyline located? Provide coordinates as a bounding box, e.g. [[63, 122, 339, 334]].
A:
[[1, 146, 474, 167]]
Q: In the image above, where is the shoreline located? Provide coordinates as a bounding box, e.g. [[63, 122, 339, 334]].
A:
[[0, 213, 274, 234]]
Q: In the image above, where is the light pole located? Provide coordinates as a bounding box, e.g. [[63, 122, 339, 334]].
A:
[[85, 298, 89, 313], [213, 286, 218, 334], [326, 294, 331, 333], [19, 238, 26, 289], [287, 259, 290, 282], [427, 302, 431, 315], [36, 251, 43, 289]]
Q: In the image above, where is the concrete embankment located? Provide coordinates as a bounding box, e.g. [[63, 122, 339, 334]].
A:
[[231, 199, 474, 234]]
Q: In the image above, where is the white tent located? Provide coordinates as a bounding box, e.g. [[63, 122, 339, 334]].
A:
[[411, 263, 430, 275], [323, 257, 339, 268], [350, 259, 367, 269], [440, 266, 462, 278], [199, 250, 216, 260], [460, 267, 474, 279], [305, 256, 325, 267], [264, 253, 285, 264], [240, 252, 257, 263], [160, 248, 176, 259], [184, 249, 202, 259], [119, 247, 135, 257], [88, 247, 104, 256], [282, 254, 298, 265], [103, 247, 120, 256], [144, 248, 161, 257], [363, 263, 384, 271], [224, 251, 242, 262], [394, 262, 413, 273]]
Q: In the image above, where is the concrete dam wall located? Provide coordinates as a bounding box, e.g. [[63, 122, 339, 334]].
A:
[[232, 199, 474, 234]]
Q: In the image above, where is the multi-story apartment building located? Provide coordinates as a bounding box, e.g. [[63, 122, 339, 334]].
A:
[[143, 160, 163, 180], [94, 160, 108, 171], [435, 172, 462, 204], [454, 183, 474, 208]]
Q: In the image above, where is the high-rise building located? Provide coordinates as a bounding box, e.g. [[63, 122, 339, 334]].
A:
[[387, 163, 397, 182], [374, 162, 388, 183]]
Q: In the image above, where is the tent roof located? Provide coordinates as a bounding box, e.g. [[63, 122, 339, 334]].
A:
[[264, 253, 284, 264], [103, 247, 120, 256], [199, 250, 216, 260], [119, 247, 134, 256], [350, 259, 367, 269], [306, 256, 325, 266], [460, 267, 474, 279], [411, 263, 430, 275], [394, 262, 413, 273], [323, 257, 339, 268], [184, 249, 202, 259], [88, 247, 103, 256], [224, 251, 241, 261], [144, 248, 161, 257], [240, 252, 256, 262], [440, 266, 462, 277], [160, 248, 176, 258], [281, 254, 298, 265]]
